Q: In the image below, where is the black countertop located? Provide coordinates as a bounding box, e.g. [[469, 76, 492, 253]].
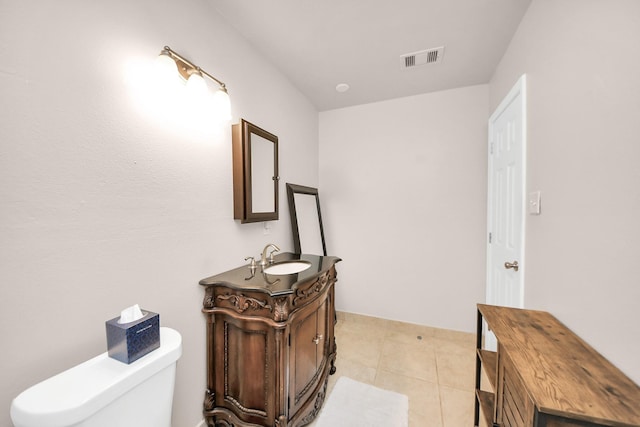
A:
[[199, 252, 341, 297]]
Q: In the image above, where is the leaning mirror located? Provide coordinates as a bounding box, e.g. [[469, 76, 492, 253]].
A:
[[286, 183, 327, 256], [232, 119, 279, 223]]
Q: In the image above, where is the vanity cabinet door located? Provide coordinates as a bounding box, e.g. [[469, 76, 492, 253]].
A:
[[212, 315, 277, 426], [289, 294, 331, 418]]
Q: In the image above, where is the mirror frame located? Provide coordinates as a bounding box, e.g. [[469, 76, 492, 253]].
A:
[[286, 183, 327, 256], [232, 119, 279, 223]]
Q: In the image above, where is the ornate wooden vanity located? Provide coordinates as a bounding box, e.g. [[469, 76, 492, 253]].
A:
[[200, 253, 340, 427]]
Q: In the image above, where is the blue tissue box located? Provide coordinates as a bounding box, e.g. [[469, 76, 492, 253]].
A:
[[105, 310, 160, 364]]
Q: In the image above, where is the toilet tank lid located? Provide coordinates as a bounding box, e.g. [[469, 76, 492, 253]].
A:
[[10, 327, 182, 427]]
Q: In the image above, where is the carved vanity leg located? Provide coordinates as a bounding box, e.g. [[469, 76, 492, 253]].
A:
[[299, 380, 328, 426], [203, 381, 216, 426], [329, 337, 337, 375]]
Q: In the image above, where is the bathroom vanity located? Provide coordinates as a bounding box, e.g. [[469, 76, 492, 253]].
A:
[[200, 253, 341, 427]]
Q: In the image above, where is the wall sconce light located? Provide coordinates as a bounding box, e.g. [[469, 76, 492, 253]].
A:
[[157, 46, 231, 120]]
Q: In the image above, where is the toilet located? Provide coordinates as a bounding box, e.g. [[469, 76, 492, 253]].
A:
[[10, 327, 182, 427]]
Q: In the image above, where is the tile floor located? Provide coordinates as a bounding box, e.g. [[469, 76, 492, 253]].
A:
[[309, 311, 477, 427]]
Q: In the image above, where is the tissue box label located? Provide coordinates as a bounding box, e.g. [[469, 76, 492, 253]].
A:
[[106, 311, 160, 364]]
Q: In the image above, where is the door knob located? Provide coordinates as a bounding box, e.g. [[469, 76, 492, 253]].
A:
[[504, 261, 519, 272], [312, 334, 323, 345]]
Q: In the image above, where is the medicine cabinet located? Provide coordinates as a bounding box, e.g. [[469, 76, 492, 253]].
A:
[[232, 119, 279, 223]]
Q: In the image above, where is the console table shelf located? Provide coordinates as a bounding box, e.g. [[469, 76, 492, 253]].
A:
[[474, 304, 640, 427]]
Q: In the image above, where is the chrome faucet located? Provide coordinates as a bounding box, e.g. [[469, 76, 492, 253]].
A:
[[260, 243, 280, 266]]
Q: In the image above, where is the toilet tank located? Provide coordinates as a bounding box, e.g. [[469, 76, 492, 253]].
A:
[[11, 327, 182, 427]]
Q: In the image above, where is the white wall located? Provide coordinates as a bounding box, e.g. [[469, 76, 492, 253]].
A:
[[319, 85, 488, 332], [490, 0, 640, 384], [0, 1, 318, 426]]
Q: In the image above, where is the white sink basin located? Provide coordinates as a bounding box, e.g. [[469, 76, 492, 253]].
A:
[[264, 261, 311, 275]]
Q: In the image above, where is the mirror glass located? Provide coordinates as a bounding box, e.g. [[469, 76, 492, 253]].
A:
[[251, 133, 274, 212], [232, 119, 278, 223], [287, 183, 327, 256]]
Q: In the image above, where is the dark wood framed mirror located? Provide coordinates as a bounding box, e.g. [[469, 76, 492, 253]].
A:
[[232, 119, 279, 223], [286, 183, 327, 256]]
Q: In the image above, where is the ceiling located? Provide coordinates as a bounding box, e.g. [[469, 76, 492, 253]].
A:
[[209, 0, 532, 111]]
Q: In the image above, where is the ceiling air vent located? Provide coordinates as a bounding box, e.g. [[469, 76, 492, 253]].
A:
[[400, 46, 445, 69]]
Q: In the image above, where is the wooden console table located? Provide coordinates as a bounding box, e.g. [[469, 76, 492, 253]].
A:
[[474, 304, 640, 427]]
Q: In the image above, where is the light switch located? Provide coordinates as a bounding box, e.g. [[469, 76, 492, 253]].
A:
[[528, 191, 541, 215]]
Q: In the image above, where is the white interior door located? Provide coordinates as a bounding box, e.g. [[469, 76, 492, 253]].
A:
[[485, 75, 527, 347]]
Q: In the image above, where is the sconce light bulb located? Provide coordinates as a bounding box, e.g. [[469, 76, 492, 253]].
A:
[[186, 71, 207, 93], [212, 88, 232, 121], [155, 52, 179, 84]]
